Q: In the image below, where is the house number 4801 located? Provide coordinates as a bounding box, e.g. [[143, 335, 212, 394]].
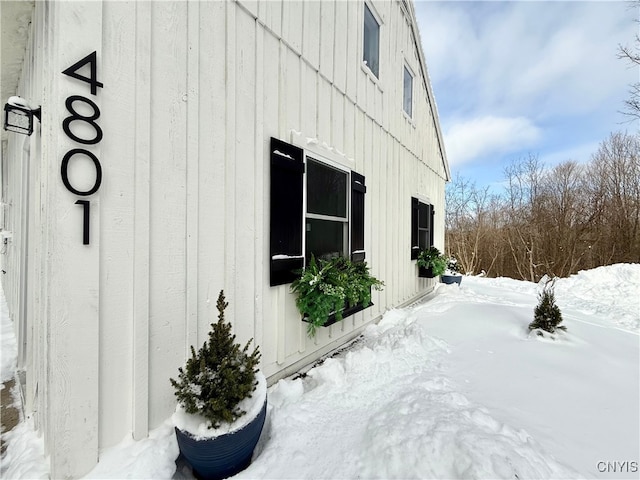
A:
[[61, 51, 104, 245]]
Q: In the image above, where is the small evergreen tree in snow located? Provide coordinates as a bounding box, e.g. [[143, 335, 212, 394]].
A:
[[170, 290, 261, 428], [529, 278, 566, 335]]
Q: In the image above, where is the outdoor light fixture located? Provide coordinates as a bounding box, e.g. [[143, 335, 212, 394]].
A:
[[3, 96, 41, 136]]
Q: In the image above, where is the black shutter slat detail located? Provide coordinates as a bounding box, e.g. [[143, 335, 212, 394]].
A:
[[429, 204, 435, 248], [270, 137, 305, 286], [411, 197, 419, 259], [351, 172, 366, 263]]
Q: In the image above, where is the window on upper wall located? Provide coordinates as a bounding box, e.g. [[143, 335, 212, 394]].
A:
[[403, 65, 413, 117], [269, 138, 368, 286], [411, 197, 434, 259], [363, 3, 380, 78]]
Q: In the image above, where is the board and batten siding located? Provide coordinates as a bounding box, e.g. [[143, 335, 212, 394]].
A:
[[1, 0, 448, 477]]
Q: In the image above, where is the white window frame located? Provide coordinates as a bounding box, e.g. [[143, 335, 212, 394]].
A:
[[362, 1, 382, 79], [303, 154, 351, 263], [403, 63, 414, 118]]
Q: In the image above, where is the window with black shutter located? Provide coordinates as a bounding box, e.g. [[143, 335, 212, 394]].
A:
[[269, 137, 368, 285], [411, 197, 433, 259], [270, 138, 304, 286]]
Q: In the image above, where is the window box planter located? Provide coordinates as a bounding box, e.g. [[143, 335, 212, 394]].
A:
[[418, 266, 436, 278], [302, 301, 374, 328], [416, 246, 446, 279], [291, 256, 384, 337]]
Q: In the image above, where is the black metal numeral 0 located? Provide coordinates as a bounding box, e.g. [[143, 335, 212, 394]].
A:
[[61, 149, 103, 196]]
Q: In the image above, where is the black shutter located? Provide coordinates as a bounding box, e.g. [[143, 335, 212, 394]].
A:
[[428, 204, 435, 248], [270, 137, 304, 286], [411, 197, 419, 259], [351, 172, 366, 262]]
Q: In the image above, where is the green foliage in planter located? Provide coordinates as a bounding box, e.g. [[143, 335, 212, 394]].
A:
[[170, 290, 261, 429], [291, 256, 384, 336], [529, 279, 566, 335], [416, 246, 447, 276]]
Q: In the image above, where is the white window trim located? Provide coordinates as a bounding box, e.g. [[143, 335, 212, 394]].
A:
[[303, 154, 352, 262], [362, 1, 383, 82], [403, 62, 415, 120], [290, 130, 355, 171]]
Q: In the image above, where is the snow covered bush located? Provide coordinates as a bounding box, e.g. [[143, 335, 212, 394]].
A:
[[529, 278, 566, 335], [170, 290, 261, 429], [291, 256, 384, 336], [446, 256, 461, 274]]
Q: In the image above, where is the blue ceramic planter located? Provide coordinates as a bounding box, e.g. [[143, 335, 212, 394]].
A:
[[441, 274, 462, 285], [175, 398, 267, 480]]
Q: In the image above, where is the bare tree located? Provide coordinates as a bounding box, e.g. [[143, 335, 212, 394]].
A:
[[444, 132, 640, 281], [538, 161, 598, 276], [589, 131, 640, 263], [503, 154, 546, 282], [445, 175, 499, 275], [618, 0, 640, 119]]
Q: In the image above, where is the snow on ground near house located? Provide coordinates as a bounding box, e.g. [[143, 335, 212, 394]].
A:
[[2, 265, 639, 479], [1, 283, 49, 479], [1, 283, 16, 383]]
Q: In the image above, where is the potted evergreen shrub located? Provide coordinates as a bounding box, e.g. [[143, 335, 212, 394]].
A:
[[291, 255, 384, 336], [416, 246, 447, 278], [170, 290, 266, 480], [441, 256, 463, 285]]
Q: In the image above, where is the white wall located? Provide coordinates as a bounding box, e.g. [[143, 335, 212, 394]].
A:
[[1, 1, 448, 477]]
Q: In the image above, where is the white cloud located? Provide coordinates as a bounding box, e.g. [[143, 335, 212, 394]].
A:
[[444, 116, 541, 166], [417, 1, 637, 118], [415, 1, 637, 187], [539, 141, 603, 167]]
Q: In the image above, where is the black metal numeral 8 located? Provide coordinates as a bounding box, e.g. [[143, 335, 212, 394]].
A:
[[62, 95, 103, 145]]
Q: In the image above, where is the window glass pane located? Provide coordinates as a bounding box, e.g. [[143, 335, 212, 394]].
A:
[[307, 159, 347, 218], [418, 203, 428, 228], [363, 4, 379, 77], [403, 66, 413, 117], [306, 218, 346, 262], [418, 229, 428, 250]]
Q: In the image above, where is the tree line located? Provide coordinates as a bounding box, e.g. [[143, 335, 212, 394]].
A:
[[445, 131, 640, 281]]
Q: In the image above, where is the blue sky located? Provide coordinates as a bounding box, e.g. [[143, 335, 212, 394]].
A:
[[414, 0, 639, 191]]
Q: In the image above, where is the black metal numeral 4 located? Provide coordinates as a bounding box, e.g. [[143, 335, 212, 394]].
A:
[[62, 51, 104, 95]]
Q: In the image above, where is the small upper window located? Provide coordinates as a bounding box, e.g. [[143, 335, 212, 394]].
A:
[[403, 66, 413, 117], [363, 4, 380, 78]]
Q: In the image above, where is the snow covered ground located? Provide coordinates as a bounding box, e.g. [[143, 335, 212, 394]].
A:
[[1, 264, 639, 479]]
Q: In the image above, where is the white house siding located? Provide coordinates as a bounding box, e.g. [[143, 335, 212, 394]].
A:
[[1, 0, 448, 477]]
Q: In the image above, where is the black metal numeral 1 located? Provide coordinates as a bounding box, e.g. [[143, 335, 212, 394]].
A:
[[75, 200, 90, 245]]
